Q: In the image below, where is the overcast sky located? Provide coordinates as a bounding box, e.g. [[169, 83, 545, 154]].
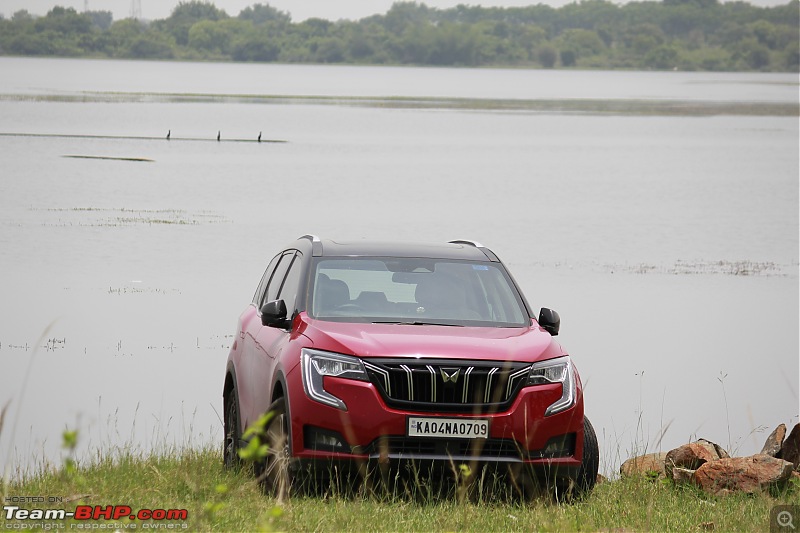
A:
[[0, 0, 788, 22]]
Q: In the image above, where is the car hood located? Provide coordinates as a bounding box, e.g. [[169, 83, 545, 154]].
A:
[[300, 314, 565, 363]]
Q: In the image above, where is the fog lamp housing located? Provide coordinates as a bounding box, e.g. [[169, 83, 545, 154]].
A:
[[304, 426, 351, 453], [540, 433, 576, 458]]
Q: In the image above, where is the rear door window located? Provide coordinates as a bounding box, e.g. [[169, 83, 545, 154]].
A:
[[277, 252, 304, 316], [263, 251, 294, 306]]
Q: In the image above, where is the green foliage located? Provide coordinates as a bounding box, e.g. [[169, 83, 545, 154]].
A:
[[35, 7, 92, 36], [59, 428, 86, 487], [87, 11, 113, 31], [238, 411, 273, 462], [0, 1, 797, 71], [153, 0, 229, 46], [11, 10, 34, 23], [62, 429, 78, 450], [538, 44, 558, 68], [644, 43, 681, 69], [126, 32, 176, 59], [4, 447, 799, 532], [202, 483, 228, 518], [238, 3, 291, 26], [557, 28, 607, 65], [231, 31, 280, 62]]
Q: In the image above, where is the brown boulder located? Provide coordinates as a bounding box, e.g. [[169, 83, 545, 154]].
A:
[[760, 424, 787, 457], [693, 454, 793, 495], [696, 438, 729, 459], [778, 423, 800, 469], [620, 452, 667, 478], [665, 442, 718, 479]]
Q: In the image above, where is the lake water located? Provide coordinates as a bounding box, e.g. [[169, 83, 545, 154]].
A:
[[0, 57, 797, 478]]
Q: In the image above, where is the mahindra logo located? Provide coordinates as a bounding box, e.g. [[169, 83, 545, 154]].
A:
[[440, 367, 460, 384]]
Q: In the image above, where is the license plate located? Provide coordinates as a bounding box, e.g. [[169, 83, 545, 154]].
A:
[[407, 417, 489, 439]]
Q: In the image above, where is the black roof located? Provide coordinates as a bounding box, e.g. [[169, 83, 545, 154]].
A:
[[295, 235, 499, 262]]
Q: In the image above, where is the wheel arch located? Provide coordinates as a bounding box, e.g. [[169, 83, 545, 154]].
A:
[[223, 362, 236, 397], [223, 362, 242, 438], [270, 370, 294, 453]]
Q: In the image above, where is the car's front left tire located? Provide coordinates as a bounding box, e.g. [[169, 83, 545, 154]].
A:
[[260, 397, 293, 501]]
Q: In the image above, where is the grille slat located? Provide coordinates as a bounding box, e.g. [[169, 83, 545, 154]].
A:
[[362, 437, 524, 460], [462, 366, 473, 404], [357, 434, 576, 461], [364, 359, 530, 413]]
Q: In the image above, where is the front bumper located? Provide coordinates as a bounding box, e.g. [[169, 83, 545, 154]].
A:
[[286, 367, 584, 479]]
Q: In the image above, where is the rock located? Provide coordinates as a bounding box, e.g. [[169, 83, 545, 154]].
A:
[[696, 438, 729, 459], [778, 423, 800, 469], [693, 454, 793, 495], [672, 467, 696, 484], [760, 424, 787, 457], [620, 452, 667, 478], [665, 442, 718, 479]]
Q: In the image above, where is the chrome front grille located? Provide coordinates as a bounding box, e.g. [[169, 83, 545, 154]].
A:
[[362, 359, 530, 413]]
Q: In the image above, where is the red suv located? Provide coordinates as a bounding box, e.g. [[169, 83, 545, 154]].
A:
[[223, 236, 597, 498]]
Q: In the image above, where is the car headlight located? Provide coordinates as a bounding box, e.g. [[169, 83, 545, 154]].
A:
[[301, 348, 369, 411], [527, 356, 576, 416]]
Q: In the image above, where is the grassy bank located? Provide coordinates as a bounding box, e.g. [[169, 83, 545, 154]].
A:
[[2, 447, 797, 532]]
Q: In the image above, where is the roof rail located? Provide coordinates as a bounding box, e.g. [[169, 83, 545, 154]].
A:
[[449, 239, 484, 248], [298, 234, 323, 256], [448, 239, 498, 262]]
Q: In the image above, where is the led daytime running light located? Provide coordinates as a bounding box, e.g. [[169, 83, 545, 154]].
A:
[[301, 349, 369, 411], [527, 356, 576, 416]]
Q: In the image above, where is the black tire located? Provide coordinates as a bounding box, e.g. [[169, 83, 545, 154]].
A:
[[223, 387, 241, 470], [575, 416, 599, 497], [260, 397, 293, 501]]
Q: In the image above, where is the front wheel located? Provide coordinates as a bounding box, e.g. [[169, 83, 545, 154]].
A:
[[259, 397, 293, 501], [574, 416, 599, 497]]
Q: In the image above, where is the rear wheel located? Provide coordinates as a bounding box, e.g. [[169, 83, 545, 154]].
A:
[[223, 387, 241, 470]]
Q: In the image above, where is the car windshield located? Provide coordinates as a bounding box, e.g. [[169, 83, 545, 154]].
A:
[[309, 257, 529, 327]]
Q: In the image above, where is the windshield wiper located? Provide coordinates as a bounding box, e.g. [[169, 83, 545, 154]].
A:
[[371, 320, 464, 327]]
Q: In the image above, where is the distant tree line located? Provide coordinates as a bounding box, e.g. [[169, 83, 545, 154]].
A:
[[0, 1, 797, 71]]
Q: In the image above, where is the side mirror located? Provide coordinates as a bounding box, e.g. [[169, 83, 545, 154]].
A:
[[538, 308, 560, 336], [261, 299, 290, 329]]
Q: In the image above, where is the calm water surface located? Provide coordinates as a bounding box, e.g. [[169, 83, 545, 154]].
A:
[[0, 58, 797, 476], [0, 57, 796, 102]]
